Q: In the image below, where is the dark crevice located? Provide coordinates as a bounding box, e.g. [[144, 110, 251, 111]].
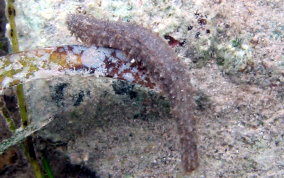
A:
[[0, 0, 10, 56]]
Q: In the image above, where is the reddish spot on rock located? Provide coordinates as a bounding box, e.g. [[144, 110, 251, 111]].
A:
[[198, 18, 207, 26], [164, 35, 185, 47]]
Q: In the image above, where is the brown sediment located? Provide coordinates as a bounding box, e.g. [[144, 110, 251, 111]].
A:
[[67, 14, 198, 172]]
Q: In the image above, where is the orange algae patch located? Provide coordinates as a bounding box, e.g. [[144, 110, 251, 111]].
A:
[[49, 46, 83, 68]]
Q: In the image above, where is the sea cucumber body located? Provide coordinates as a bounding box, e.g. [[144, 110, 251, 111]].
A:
[[67, 14, 198, 172]]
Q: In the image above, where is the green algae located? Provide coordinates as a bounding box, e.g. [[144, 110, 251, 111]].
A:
[[195, 36, 254, 74], [1, 106, 16, 132], [42, 156, 54, 178], [21, 139, 45, 178], [16, 84, 28, 127], [231, 38, 242, 48], [5, 0, 19, 52], [3, 1, 46, 177], [5, 117, 16, 132]]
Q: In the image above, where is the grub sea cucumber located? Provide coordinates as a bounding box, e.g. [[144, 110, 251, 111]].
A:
[[67, 14, 198, 172]]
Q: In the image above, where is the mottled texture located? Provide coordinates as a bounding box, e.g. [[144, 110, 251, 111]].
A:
[[2, 0, 283, 176], [67, 14, 198, 172]]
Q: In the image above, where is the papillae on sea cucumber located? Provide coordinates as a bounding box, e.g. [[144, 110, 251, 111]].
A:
[[67, 14, 198, 172]]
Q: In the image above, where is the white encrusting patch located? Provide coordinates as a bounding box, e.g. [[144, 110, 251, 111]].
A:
[[115, 49, 128, 61], [9, 54, 21, 62], [131, 67, 138, 73], [12, 62, 23, 70], [26, 51, 38, 59], [2, 77, 13, 87], [81, 45, 107, 76], [32, 70, 65, 79], [81, 46, 104, 68], [118, 63, 131, 74], [122, 73, 135, 82], [72, 46, 87, 55], [13, 68, 29, 80], [38, 51, 51, 61], [66, 50, 79, 64], [4, 65, 12, 72], [98, 46, 112, 56]]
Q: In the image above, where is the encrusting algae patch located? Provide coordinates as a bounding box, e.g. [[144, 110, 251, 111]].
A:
[[0, 45, 157, 91]]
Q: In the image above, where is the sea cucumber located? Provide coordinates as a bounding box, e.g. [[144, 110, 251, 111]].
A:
[[67, 14, 198, 172]]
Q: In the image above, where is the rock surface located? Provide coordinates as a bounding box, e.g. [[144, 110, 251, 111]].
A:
[[1, 0, 284, 177]]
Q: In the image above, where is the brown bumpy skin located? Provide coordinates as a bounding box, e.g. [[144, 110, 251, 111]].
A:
[[66, 14, 198, 172]]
